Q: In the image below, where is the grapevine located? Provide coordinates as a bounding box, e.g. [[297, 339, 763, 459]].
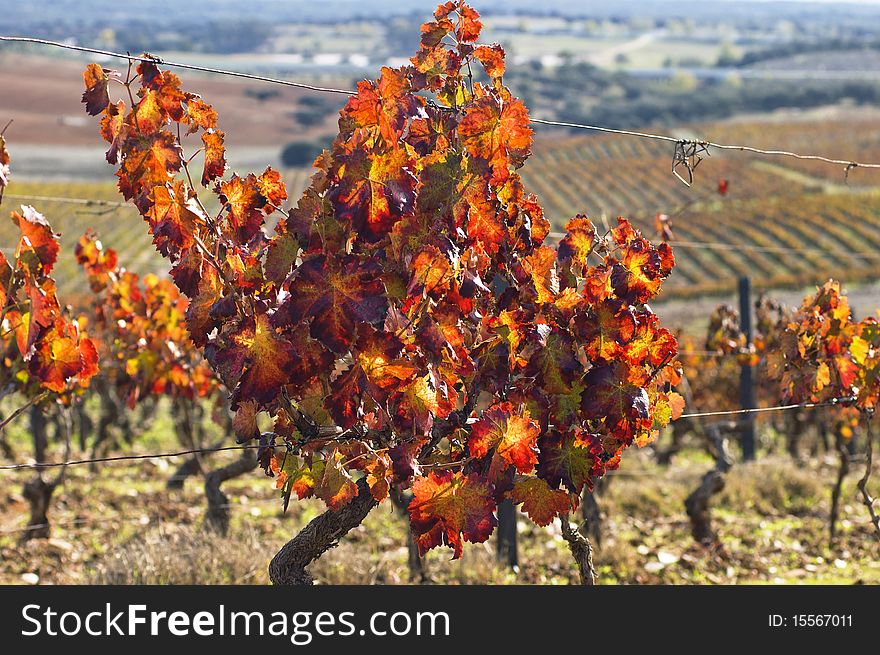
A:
[[79, 1, 682, 583]]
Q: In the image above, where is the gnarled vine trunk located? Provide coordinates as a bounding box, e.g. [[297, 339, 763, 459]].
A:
[[829, 432, 850, 543], [580, 487, 603, 550], [21, 406, 71, 542], [685, 423, 734, 544], [167, 455, 204, 490], [857, 417, 880, 539], [204, 448, 258, 534], [561, 516, 596, 585], [390, 487, 429, 583], [269, 477, 378, 585], [22, 474, 57, 540]]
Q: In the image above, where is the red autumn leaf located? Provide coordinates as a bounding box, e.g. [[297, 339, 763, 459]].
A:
[[409, 470, 497, 558], [648, 390, 686, 439], [184, 263, 223, 347], [130, 90, 169, 135], [622, 313, 678, 368], [408, 245, 454, 297], [143, 69, 187, 122], [280, 254, 387, 353], [464, 184, 506, 255], [147, 181, 206, 255], [117, 131, 183, 199], [257, 166, 288, 208], [344, 67, 418, 144], [389, 371, 457, 437], [12, 206, 60, 273], [331, 147, 417, 241], [271, 453, 321, 509], [557, 215, 597, 272], [218, 173, 268, 243], [183, 97, 218, 133], [473, 44, 505, 78], [28, 318, 99, 392], [445, 1, 482, 42], [537, 429, 595, 494], [609, 219, 674, 304], [232, 400, 260, 441], [364, 452, 393, 502], [523, 245, 557, 304], [411, 44, 460, 91], [314, 451, 359, 511], [581, 362, 651, 440], [100, 101, 127, 164], [201, 130, 226, 186], [509, 476, 573, 527], [577, 301, 636, 363], [207, 313, 331, 406], [459, 93, 532, 182], [469, 402, 540, 473], [327, 325, 417, 428], [169, 246, 204, 298], [82, 63, 110, 116], [525, 330, 581, 395], [420, 17, 453, 48], [264, 232, 299, 286]]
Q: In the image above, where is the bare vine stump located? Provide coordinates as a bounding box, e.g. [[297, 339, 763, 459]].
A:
[[167, 455, 203, 490], [685, 424, 733, 545], [685, 470, 726, 544], [857, 417, 880, 539], [21, 474, 57, 541], [560, 516, 596, 585], [204, 449, 258, 534], [0, 421, 15, 459], [580, 487, 603, 550], [89, 384, 120, 473], [21, 407, 70, 542], [74, 403, 93, 453], [269, 477, 378, 585], [829, 434, 850, 543], [390, 488, 429, 583]]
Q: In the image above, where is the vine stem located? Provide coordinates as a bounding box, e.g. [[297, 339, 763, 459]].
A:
[[857, 413, 880, 538], [0, 393, 47, 433], [559, 514, 597, 585]]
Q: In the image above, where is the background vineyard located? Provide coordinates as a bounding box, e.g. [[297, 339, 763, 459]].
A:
[[7, 116, 880, 305]]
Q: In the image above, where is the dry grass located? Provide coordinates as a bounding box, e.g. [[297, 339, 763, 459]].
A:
[[2, 442, 878, 585], [86, 525, 272, 585]]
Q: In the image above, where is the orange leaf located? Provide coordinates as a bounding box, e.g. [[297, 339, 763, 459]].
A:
[[82, 63, 110, 116], [509, 476, 573, 527], [409, 470, 497, 558], [469, 402, 539, 474]]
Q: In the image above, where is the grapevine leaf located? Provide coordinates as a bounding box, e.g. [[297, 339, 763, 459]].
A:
[[409, 470, 497, 558], [469, 402, 539, 474], [280, 254, 388, 353], [81, 63, 110, 116], [509, 476, 573, 527]]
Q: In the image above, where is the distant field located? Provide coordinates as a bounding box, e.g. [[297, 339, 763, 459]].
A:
[[0, 53, 344, 148]]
